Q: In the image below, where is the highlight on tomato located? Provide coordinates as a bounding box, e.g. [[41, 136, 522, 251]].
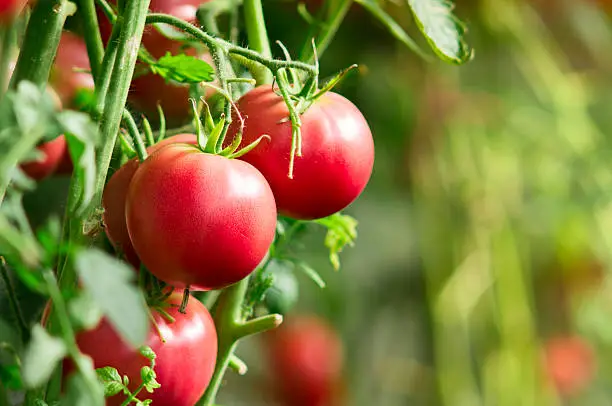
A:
[[228, 85, 375, 220]]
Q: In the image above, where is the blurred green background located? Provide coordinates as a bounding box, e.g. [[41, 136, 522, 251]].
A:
[[8, 0, 612, 404]]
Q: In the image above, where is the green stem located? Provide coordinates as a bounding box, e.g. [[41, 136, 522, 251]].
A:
[[122, 111, 148, 161], [77, 0, 104, 80], [243, 0, 273, 84], [120, 382, 146, 406], [145, 14, 317, 76], [197, 278, 282, 405], [0, 259, 28, 343], [299, 0, 353, 62], [94, 20, 120, 115], [9, 0, 71, 89], [0, 22, 15, 100]]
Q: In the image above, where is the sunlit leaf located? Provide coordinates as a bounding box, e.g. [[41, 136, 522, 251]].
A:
[[314, 213, 358, 270], [150, 53, 215, 84], [21, 325, 66, 388]]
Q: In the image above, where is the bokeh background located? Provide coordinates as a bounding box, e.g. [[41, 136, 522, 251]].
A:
[[7, 0, 612, 404]]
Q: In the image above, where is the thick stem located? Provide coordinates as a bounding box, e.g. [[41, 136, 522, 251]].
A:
[[243, 0, 273, 84], [0, 22, 15, 100], [9, 0, 71, 89], [77, 0, 104, 80], [0, 259, 28, 342], [299, 0, 353, 62]]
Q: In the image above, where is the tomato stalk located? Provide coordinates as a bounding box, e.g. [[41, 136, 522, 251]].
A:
[[76, 0, 104, 80], [243, 0, 273, 85], [9, 0, 72, 89], [299, 0, 354, 62], [0, 22, 15, 101], [197, 277, 283, 405]]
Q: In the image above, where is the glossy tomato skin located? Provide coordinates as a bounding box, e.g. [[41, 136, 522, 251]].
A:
[[228, 86, 375, 220], [72, 293, 218, 406], [20, 135, 67, 180], [102, 134, 197, 266], [125, 144, 277, 290], [266, 315, 344, 406], [50, 32, 95, 108]]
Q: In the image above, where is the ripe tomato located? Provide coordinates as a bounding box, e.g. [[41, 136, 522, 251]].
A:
[[102, 134, 197, 266], [0, 0, 27, 23], [71, 292, 217, 406], [20, 135, 67, 180], [228, 86, 375, 220], [265, 315, 344, 406], [125, 144, 277, 290], [50, 32, 95, 108], [98, 0, 213, 125], [543, 336, 595, 396]]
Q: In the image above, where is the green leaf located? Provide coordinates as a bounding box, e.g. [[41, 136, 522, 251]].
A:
[[407, 0, 473, 64], [296, 261, 326, 288], [355, 0, 430, 61], [72, 88, 97, 114], [63, 370, 105, 406], [68, 291, 103, 331], [314, 213, 358, 270], [96, 366, 122, 384], [0, 363, 23, 390], [150, 53, 215, 84], [21, 325, 67, 388], [139, 346, 156, 361], [74, 249, 149, 347], [102, 381, 124, 397], [56, 110, 99, 215]]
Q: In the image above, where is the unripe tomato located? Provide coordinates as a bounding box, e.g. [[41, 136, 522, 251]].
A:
[[102, 134, 197, 266], [50, 32, 95, 108], [265, 315, 344, 406], [228, 86, 375, 220], [71, 292, 217, 406], [126, 144, 277, 290], [543, 335, 595, 397], [0, 0, 27, 23], [263, 259, 299, 315], [20, 135, 67, 180]]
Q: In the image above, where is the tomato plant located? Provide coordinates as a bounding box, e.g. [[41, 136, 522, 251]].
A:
[[229, 85, 375, 220], [265, 315, 344, 406], [125, 143, 277, 290], [0, 0, 470, 403], [69, 292, 218, 405]]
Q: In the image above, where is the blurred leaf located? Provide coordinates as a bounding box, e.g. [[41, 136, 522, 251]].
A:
[[151, 23, 193, 42], [74, 249, 149, 347], [68, 291, 102, 332], [406, 0, 473, 64], [0, 364, 23, 390], [63, 369, 105, 406], [296, 261, 326, 288], [21, 325, 66, 388], [150, 53, 215, 84], [314, 213, 358, 270], [72, 89, 97, 115], [0, 213, 43, 270], [56, 110, 99, 215], [263, 259, 299, 315], [355, 0, 429, 60]]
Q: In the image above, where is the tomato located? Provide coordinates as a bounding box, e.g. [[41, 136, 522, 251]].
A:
[[0, 0, 27, 23], [98, 0, 213, 125], [227, 86, 374, 220], [543, 336, 595, 396], [70, 292, 217, 406], [20, 135, 67, 180], [125, 144, 277, 290], [265, 315, 344, 406], [102, 134, 197, 266], [50, 32, 95, 108]]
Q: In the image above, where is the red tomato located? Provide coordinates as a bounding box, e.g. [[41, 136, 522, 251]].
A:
[[265, 315, 344, 406], [125, 144, 277, 290], [227, 86, 375, 220], [50, 32, 95, 108], [71, 293, 217, 406], [0, 0, 27, 23], [98, 0, 213, 125], [102, 134, 197, 266], [20, 135, 67, 180], [544, 336, 595, 396]]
